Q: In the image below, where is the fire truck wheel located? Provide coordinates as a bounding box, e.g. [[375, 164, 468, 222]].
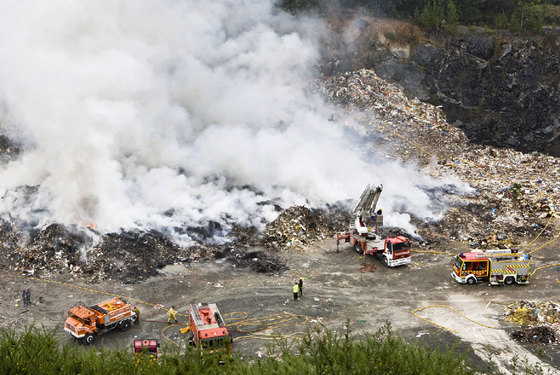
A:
[[354, 242, 363, 254], [504, 276, 515, 285], [382, 256, 388, 267], [84, 334, 95, 345], [466, 277, 476, 285], [119, 320, 132, 331]]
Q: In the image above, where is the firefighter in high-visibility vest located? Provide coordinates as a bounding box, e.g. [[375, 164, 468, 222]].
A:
[[133, 306, 141, 324], [293, 282, 299, 301], [168, 306, 178, 324]]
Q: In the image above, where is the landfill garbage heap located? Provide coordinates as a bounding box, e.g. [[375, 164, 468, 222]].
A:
[[505, 300, 560, 344]]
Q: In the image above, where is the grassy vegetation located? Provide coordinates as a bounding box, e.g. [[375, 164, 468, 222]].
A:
[[1, 323, 478, 375], [1, 323, 552, 374]]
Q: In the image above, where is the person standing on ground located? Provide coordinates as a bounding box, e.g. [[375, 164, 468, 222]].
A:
[[133, 306, 141, 324], [293, 282, 299, 301], [298, 277, 303, 298], [23, 288, 31, 307], [168, 306, 178, 324]]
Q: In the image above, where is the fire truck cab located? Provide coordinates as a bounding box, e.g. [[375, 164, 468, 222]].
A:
[[341, 234, 411, 267], [451, 249, 530, 286], [187, 303, 231, 355]]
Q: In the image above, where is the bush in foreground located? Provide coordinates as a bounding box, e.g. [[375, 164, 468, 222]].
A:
[[0, 324, 475, 375]]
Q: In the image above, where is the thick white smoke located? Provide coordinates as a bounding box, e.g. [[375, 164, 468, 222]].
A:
[[0, 0, 469, 240]]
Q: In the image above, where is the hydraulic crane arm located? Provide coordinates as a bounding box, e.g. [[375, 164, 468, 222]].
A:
[[352, 184, 383, 234]]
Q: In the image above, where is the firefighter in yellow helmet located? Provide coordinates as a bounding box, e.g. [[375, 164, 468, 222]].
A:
[[133, 306, 141, 324], [168, 306, 178, 324]]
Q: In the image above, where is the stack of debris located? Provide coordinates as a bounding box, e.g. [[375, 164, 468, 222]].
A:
[[320, 68, 468, 163], [505, 300, 560, 344], [320, 68, 560, 250], [1, 222, 191, 283], [8, 224, 90, 277], [84, 230, 185, 283], [264, 206, 333, 249]]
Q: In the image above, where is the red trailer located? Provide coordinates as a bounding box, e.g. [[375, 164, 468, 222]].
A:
[[134, 339, 159, 359]]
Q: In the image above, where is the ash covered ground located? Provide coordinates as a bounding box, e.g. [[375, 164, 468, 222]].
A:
[[1, 68, 559, 283]]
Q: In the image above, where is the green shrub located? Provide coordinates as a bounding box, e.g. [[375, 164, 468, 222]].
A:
[[0, 323, 481, 375]]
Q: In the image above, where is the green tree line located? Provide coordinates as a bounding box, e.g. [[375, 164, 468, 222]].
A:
[[279, 0, 560, 33]]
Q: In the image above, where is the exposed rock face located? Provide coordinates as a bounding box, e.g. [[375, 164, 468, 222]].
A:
[[418, 34, 560, 156], [324, 16, 560, 156]]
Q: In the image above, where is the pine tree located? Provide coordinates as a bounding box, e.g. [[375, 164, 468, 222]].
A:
[[446, 0, 459, 31], [518, 0, 541, 30]]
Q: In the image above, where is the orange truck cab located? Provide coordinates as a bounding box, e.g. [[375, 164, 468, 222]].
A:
[[187, 303, 231, 355], [64, 297, 138, 344]]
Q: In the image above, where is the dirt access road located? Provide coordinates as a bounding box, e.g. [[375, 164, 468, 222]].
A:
[[2, 237, 559, 374]]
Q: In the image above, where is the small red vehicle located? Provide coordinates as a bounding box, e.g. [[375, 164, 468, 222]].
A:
[[134, 339, 160, 359]]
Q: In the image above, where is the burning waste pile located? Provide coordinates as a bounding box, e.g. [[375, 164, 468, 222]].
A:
[[505, 300, 560, 344], [0, 222, 189, 283], [264, 205, 351, 249], [320, 68, 560, 251], [0, 218, 296, 282], [2, 0, 560, 284], [0, 204, 352, 282]]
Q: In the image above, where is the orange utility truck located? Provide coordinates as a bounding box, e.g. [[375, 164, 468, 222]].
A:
[[187, 303, 231, 355], [64, 297, 138, 344]]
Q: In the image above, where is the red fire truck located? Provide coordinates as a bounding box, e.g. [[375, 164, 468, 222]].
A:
[[187, 303, 231, 355], [451, 249, 531, 286], [336, 184, 411, 267]]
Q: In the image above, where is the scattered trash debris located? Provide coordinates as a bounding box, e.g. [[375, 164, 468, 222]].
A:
[[264, 205, 349, 249], [511, 326, 556, 344], [505, 300, 560, 344]]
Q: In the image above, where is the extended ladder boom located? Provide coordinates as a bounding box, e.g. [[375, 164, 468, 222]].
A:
[[353, 184, 382, 217], [352, 184, 383, 232]]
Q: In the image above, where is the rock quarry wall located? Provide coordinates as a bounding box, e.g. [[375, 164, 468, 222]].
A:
[[324, 17, 560, 156]]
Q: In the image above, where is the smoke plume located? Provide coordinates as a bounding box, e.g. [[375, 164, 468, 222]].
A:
[[0, 0, 469, 241]]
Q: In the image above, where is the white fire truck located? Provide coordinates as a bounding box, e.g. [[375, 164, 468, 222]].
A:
[[451, 249, 531, 286], [336, 184, 411, 267]]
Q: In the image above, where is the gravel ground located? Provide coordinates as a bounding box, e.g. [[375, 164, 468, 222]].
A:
[[2, 234, 559, 374]]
